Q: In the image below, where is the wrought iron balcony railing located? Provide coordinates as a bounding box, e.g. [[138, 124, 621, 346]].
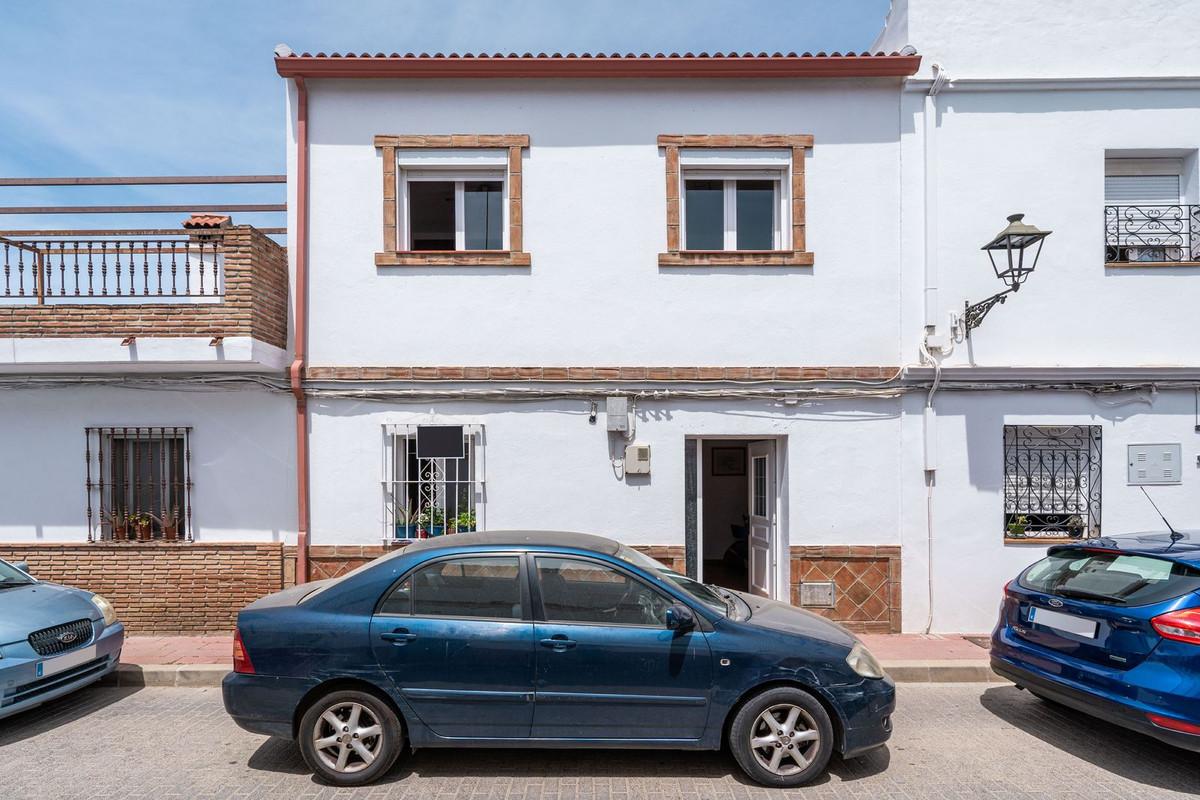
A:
[[0, 235, 223, 302], [1105, 204, 1200, 264]]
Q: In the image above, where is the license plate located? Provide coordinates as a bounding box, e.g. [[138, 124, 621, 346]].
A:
[[1029, 607, 1098, 639], [36, 645, 99, 679]]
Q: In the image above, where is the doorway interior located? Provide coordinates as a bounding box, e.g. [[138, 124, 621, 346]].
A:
[[701, 440, 752, 592]]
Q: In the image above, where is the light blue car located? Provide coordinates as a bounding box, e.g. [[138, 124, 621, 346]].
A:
[[0, 558, 124, 719]]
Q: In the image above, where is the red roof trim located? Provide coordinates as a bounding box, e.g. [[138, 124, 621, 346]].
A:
[[274, 51, 921, 79]]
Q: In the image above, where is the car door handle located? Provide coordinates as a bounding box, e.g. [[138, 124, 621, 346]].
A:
[[381, 629, 417, 645], [539, 636, 577, 650]]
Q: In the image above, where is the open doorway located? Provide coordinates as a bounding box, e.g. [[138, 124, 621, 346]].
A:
[[701, 440, 752, 592]]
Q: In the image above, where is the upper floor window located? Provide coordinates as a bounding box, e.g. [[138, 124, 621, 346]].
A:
[[374, 135, 530, 267], [1104, 153, 1199, 266], [658, 135, 813, 267]]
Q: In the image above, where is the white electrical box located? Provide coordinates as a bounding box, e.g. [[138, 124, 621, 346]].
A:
[[606, 397, 629, 432], [1128, 443, 1182, 485], [624, 443, 651, 474]]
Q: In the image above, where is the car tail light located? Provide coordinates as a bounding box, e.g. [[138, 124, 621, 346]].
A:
[[233, 629, 255, 674], [1147, 713, 1200, 736], [1151, 608, 1200, 645]]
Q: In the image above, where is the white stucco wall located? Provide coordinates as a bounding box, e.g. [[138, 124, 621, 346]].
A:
[[299, 77, 904, 367], [307, 397, 904, 581], [901, 388, 1200, 633], [899, 83, 1200, 366], [0, 386, 297, 543], [875, 0, 1200, 79]]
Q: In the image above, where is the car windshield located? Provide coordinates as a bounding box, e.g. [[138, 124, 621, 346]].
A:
[[0, 560, 34, 588], [615, 545, 748, 619], [1021, 549, 1200, 606]]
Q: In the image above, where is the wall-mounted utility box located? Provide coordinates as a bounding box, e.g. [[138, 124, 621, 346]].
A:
[[1128, 443, 1182, 485], [799, 581, 836, 608], [605, 397, 629, 432], [624, 442, 651, 474]]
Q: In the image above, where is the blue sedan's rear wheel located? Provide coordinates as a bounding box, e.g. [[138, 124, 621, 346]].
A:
[[728, 687, 833, 787], [298, 689, 403, 786]]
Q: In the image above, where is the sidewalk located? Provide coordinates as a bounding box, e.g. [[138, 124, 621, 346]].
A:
[[110, 632, 999, 687]]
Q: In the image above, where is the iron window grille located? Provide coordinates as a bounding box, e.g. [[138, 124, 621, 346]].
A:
[[1104, 205, 1200, 263], [1003, 425, 1101, 540], [86, 427, 192, 542], [383, 424, 484, 541]]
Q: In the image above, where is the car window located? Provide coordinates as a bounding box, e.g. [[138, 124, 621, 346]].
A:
[[381, 556, 522, 620], [535, 556, 672, 626], [1021, 549, 1200, 606]]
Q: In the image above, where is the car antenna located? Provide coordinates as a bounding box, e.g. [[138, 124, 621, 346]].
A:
[[1140, 486, 1183, 542]]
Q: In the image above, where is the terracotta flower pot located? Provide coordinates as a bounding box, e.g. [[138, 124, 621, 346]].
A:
[[136, 522, 153, 541], [112, 522, 129, 541], [163, 522, 179, 541]]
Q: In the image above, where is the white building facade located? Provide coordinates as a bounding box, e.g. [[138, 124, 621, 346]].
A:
[[3, 1, 1198, 634]]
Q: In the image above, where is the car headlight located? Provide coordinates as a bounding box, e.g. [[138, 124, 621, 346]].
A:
[[846, 642, 885, 679], [90, 594, 118, 627]]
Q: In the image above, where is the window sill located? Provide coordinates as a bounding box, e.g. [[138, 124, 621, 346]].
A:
[[375, 250, 531, 267], [1004, 536, 1086, 546], [1105, 261, 1200, 268], [658, 250, 814, 267]]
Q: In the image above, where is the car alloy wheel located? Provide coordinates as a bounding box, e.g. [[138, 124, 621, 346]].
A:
[[312, 701, 385, 774], [298, 689, 403, 786], [728, 686, 834, 787], [748, 703, 821, 776]]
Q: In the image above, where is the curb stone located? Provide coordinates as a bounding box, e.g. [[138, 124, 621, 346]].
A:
[[104, 661, 1002, 688]]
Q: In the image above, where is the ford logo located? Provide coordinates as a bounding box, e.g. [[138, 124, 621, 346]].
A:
[[58, 631, 77, 644], [1048, 598, 1064, 608]]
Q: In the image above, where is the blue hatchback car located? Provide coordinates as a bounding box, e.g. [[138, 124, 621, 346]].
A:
[[992, 531, 1200, 750], [223, 531, 894, 787], [0, 558, 124, 720]]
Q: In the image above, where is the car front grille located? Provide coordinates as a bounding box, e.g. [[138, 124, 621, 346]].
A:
[[27, 618, 95, 657]]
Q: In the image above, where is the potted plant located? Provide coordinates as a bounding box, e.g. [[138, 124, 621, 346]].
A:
[[417, 507, 445, 538], [133, 513, 154, 541], [156, 507, 182, 541], [1006, 515, 1029, 539], [453, 509, 476, 534], [110, 511, 130, 541], [1065, 514, 1085, 539], [393, 501, 418, 540]]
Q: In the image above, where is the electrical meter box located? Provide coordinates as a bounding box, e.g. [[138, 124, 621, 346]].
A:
[[624, 443, 651, 474], [1128, 443, 1182, 485], [606, 397, 629, 432]]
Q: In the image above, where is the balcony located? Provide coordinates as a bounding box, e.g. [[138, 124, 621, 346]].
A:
[[1104, 204, 1200, 266], [0, 175, 288, 372]]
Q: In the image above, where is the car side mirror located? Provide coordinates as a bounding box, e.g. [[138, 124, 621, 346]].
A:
[[665, 603, 696, 631], [12, 561, 30, 575]]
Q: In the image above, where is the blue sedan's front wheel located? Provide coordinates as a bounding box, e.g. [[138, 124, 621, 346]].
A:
[[298, 689, 404, 786], [728, 687, 834, 787]]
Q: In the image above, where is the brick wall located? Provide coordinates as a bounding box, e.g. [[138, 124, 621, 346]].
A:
[[0, 226, 288, 348], [0, 542, 284, 634], [789, 545, 901, 633]]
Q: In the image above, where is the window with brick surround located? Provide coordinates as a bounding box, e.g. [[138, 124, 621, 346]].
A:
[[86, 426, 192, 542], [658, 134, 813, 267], [374, 135, 530, 267], [384, 424, 484, 540]]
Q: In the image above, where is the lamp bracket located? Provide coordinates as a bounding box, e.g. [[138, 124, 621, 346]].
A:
[[962, 288, 1016, 337]]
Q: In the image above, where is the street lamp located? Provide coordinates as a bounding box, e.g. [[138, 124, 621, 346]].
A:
[[961, 213, 1052, 336]]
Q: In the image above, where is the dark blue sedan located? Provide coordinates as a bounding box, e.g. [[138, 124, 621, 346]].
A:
[[992, 531, 1200, 749], [223, 531, 894, 787]]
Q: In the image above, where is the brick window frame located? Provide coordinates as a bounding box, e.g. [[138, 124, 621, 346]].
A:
[[657, 134, 814, 267], [374, 135, 531, 267]]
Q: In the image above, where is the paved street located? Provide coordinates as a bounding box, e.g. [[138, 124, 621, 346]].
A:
[[2, 684, 1197, 799]]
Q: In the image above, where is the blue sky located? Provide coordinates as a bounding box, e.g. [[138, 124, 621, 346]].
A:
[[0, 0, 891, 232]]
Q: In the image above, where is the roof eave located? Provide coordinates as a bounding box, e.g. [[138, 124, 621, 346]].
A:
[[274, 54, 922, 80]]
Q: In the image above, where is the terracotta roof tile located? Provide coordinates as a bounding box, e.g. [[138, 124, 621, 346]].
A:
[[183, 213, 231, 229]]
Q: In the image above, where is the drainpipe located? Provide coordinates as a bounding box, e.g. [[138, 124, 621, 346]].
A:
[[921, 63, 948, 633], [291, 75, 311, 583]]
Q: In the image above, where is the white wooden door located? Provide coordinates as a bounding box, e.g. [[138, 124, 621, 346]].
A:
[[747, 440, 775, 598]]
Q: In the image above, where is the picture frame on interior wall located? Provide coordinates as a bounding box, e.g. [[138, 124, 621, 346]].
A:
[[711, 446, 746, 476]]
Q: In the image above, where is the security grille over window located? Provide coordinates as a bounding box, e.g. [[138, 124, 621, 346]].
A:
[[85, 427, 192, 542], [383, 424, 483, 540], [1003, 425, 1101, 540]]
